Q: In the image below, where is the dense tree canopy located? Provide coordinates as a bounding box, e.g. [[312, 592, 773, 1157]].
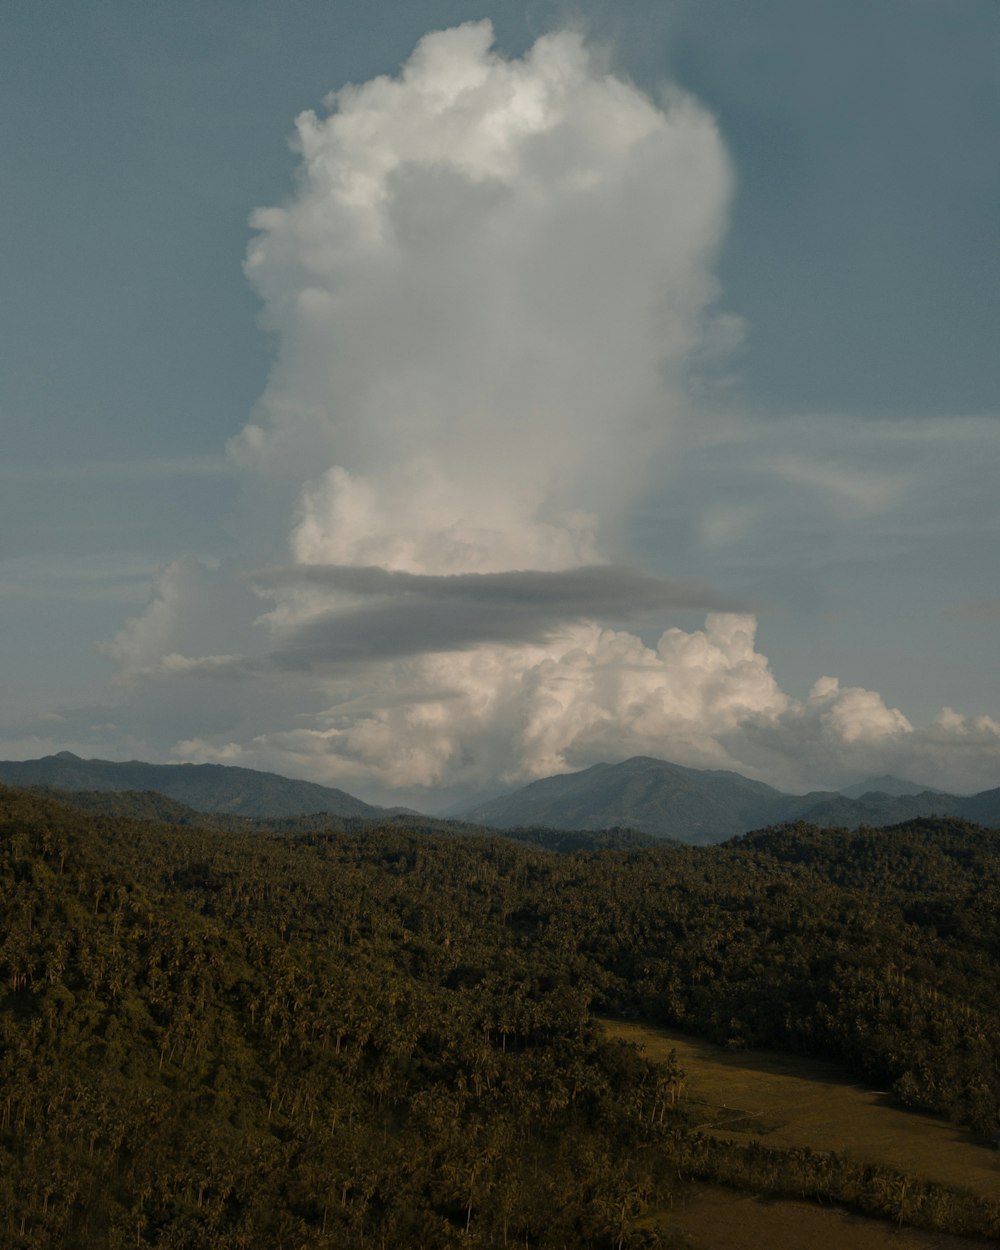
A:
[[1, 785, 999, 1247]]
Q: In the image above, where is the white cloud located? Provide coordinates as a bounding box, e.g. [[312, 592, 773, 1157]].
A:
[[96, 23, 1000, 804], [804, 675, 913, 744], [234, 19, 731, 576], [100, 558, 263, 684], [171, 610, 1000, 803], [177, 615, 788, 794]]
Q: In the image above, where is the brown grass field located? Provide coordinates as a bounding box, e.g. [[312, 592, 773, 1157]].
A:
[[651, 1183, 986, 1250], [600, 1018, 1000, 1249]]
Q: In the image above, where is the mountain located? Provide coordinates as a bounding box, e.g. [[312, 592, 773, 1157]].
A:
[[461, 756, 798, 844], [0, 751, 387, 819], [6, 751, 999, 843], [789, 790, 967, 829], [837, 774, 939, 799], [458, 756, 1000, 843], [958, 786, 1000, 827]]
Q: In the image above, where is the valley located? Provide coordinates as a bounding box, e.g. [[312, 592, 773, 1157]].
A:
[[653, 1185, 983, 1250], [602, 1018, 999, 1199], [605, 1018, 1000, 1249]]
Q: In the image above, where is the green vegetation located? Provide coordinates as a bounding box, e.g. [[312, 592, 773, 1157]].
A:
[[24, 785, 659, 853], [1, 785, 999, 1247], [606, 1018, 1000, 1243]]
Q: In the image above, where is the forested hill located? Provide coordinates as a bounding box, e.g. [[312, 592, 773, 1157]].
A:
[[0, 751, 389, 819], [459, 754, 1000, 841], [18, 785, 660, 853], [1, 783, 999, 1247]]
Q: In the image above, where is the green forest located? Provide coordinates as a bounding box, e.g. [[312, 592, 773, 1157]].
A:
[[1, 784, 999, 1248]]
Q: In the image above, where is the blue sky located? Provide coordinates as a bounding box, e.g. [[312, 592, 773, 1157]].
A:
[[2, 1, 999, 803]]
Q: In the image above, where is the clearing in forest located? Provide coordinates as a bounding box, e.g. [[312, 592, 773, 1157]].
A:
[[651, 1183, 987, 1250], [601, 1019, 999, 1202]]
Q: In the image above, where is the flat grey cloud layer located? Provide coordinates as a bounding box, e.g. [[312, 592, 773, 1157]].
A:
[[255, 565, 739, 665]]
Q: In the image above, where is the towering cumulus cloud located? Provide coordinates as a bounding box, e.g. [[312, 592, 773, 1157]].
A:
[[106, 22, 999, 801], [235, 21, 729, 574]]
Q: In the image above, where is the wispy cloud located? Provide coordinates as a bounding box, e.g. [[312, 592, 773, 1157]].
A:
[[0, 554, 160, 603], [0, 455, 237, 482]]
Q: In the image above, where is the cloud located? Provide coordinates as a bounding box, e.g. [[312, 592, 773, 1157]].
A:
[[733, 689, 1000, 798], [175, 613, 787, 792], [0, 456, 237, 482], [162, 612, 906, 797], [94, 22, 1000, 804], [233, 19, 731, 576], [100, 558, 263, 684], [766, 453, 901, 516], [172, 611, 999, 802], [248, 563, 739, 665], [0, 553, 159, 603], [251, 562, 723, 607]]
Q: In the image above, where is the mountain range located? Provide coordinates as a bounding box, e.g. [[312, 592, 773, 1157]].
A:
[[457, 756, 1000, 843], [0, 751, 388, 820], [2, 751, 998, 843]]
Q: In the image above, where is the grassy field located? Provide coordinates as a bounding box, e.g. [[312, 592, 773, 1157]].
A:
[[601, 1018, 999, 1249], [651, 1183, 986, 1250]]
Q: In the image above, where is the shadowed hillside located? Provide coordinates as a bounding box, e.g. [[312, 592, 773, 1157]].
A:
[[459, 755, 1000, 841], [0, 751, 388, 819], [1, 784, 999, 1247]]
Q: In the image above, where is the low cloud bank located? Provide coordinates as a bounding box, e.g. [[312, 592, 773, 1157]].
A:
[[145, 590, 997, 802]]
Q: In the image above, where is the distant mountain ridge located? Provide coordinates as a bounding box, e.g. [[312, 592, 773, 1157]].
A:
[[459, 757, 791, 843], [458, 756, 1000, 843], [0, 752, 387, 820], [837, 774, 942, 799], [3, 751, 998, 843]]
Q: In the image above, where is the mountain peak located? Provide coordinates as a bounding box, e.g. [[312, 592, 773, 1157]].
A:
[[457, 754, 989, 843], [838, 774, 937, 800], [0, 753, 386, 820]]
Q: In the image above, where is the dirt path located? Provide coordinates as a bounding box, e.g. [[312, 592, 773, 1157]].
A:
[[601, 1019, 1000, 1202]]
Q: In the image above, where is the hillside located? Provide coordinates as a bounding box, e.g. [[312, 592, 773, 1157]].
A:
[[8, 751, 999, 842], [459, 755, 1000, 841], [0, 750, 387, 819], [22, 785, 659, 854], [1, 784, 999, 1247], [789, 789, 967, 829], [461, 756, 795, 843], [837, 774, 939, 799]]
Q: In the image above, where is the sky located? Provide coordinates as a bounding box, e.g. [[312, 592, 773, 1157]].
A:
[[2, 0, 999, 806]]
